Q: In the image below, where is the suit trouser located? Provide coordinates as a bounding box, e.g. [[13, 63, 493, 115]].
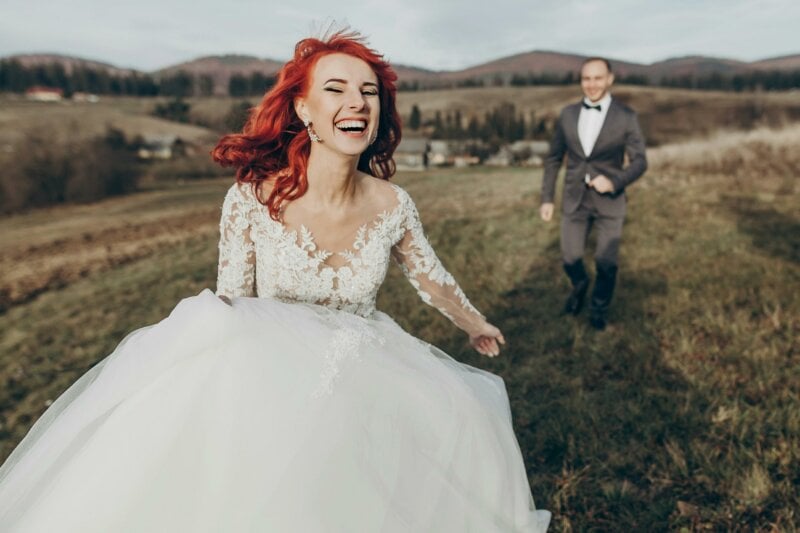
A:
[[560, 191, 625, 315], [560, 191, 625, 266]]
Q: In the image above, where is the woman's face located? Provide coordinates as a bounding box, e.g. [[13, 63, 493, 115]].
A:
[[295, 53, 380, 157]]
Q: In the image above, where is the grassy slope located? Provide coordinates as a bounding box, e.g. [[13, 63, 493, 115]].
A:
[[1, 164, 799, 529]]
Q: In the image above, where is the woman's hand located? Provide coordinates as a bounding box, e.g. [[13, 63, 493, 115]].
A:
[[469, 321, 506, 358]]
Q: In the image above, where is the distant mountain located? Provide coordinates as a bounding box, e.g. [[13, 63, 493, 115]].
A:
[[391, 63, 439, 81], [439, 50, 648, 81], [405, 51, 800, 85], [748, 54, 800, 71], [4, 50, 799, 91], [645, 56, 748, 79], [6, 53, 135, 76], [156, 54, 285, 95]]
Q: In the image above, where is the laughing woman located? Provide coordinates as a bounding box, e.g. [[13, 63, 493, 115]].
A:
[[0, 31, 550, 532]]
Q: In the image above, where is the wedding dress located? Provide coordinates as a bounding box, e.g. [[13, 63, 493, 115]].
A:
[[0, 182, 550, 532]]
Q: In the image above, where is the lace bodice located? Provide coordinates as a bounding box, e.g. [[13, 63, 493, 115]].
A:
[[215, 182, 484, 332]]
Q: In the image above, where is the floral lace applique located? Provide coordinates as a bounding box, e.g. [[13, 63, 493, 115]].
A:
[[215, 181, 484, 331], [310, 310, 386, 399]]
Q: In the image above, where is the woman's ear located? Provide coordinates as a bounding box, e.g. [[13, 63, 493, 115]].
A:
[[294, 98, 308, 124]]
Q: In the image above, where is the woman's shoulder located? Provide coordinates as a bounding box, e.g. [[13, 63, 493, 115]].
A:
[[223, 178, 278, 205], [360, 175, 413, 213], [221, 181, 264, 220]]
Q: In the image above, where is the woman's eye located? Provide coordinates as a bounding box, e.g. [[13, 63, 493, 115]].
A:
[[324, 87, 343, 93], [362, 91, 378, 96]]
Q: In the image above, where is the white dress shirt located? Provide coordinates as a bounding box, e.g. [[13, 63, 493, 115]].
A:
[[577, 92, 612, 158]]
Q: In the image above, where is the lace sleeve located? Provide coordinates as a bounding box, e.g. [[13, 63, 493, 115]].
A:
[[391, 189, 485, 334], [216, 184, 256, 298]]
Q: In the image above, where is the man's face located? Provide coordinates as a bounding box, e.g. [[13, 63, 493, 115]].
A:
[[580, 60, 614, 103]]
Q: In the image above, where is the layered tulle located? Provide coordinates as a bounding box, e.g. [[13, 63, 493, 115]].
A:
[[0, 290, 549, 532]]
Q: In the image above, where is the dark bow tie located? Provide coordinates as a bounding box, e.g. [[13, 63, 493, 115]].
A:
[[582, 102, 602, 111]]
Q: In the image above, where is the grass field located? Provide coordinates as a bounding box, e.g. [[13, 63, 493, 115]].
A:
[[1, 110, 799, 529], [4, 85, 799, 149]]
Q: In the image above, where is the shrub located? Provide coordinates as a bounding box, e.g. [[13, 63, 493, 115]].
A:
[[0, 127, 142, 212]]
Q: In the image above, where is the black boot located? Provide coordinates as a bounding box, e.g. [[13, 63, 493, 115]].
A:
[[562, 260, 589, 315], [589, 260, 618, 330]]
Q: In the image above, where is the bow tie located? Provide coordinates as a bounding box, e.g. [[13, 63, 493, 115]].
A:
[[582, 102, 602, 111]]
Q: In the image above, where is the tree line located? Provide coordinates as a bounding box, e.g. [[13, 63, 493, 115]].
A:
[[398, 69, 800, 92], [0, 60, 276, 97], [408, 102, 551, 144], [5, 59, 799, 97]]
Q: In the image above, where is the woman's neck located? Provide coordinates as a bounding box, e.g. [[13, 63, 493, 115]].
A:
[[304, 146, 362, 209]]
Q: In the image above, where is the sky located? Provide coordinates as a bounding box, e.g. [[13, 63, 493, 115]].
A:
[[1, 0, 798, 72]]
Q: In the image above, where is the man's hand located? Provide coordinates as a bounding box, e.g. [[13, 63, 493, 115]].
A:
[[540, 202, 554, 222], [589, 175, 615, 194]]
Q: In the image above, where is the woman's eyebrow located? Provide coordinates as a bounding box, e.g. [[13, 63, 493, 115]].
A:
[[323, 79, 378, 87]]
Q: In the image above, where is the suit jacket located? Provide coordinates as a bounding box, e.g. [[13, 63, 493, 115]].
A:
[[541, 98, 647, 216]]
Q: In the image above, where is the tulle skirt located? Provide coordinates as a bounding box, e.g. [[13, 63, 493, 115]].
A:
[[0, 290, 550, 532]]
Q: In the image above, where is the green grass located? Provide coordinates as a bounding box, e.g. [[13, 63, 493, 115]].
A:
[[1, 165, 798, 531]]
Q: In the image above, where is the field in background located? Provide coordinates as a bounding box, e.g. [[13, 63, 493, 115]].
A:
[[1, 114, 798, 529], [3, 84, 800, 149]]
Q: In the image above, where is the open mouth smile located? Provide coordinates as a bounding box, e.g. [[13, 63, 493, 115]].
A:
[[335, 119, 368, 135]]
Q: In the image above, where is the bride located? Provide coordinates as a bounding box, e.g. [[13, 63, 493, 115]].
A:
[[0, 31, 550, 532]]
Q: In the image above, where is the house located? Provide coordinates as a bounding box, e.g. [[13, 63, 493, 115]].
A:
[[72, 92, 100, 103], [508, 140, 550, 167], [484, 146, 514, 167], [428, 140, 451, 166], [137, 134, 185, 160], [509, 140, 549, 157], [395, 138, 429, 171], [25, 86, 64, 102], [453, 155, 480, 168]]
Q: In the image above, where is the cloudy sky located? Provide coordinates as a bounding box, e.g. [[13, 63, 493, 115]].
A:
[[1, 0, 798, 71]]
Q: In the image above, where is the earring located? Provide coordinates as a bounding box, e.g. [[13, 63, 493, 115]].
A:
[[302, 118, 321, 143]]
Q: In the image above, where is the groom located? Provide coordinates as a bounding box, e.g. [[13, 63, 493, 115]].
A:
[[539, 57, 647, 330]]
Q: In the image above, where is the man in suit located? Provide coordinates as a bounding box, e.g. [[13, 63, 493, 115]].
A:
[[540, 57, 647, 330]]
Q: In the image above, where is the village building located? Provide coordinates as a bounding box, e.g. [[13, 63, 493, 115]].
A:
[[72, 92, 100, 103], [394, 138, 429, 171], [25, 86, 64, 102], [137, 134, 188, 160]]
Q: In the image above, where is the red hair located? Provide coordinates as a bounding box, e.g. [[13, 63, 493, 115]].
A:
[[212, 31, 402, 220]]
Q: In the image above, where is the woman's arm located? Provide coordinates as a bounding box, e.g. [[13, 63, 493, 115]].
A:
[[216, 184, 257, 300], [391, 190, 504, 357]]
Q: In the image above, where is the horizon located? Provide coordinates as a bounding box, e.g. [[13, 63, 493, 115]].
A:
[[4, 48, 799, 75]]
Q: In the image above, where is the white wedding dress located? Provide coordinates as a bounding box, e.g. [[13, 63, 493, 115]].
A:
[[0, 182, 550, 532]]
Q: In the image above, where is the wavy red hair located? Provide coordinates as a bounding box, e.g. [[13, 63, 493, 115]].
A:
[[212, 31, 401, 220]]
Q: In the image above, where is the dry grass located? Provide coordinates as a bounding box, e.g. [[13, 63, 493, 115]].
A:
[[650, 123, 800, 184], [0, 96, 216, 147], [395, 85, 800, 145], [0, 179, 230, 309], [0, 120, 799, 530]]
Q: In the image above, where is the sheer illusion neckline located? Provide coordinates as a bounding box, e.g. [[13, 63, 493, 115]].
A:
[[256, 183, 405, 272]]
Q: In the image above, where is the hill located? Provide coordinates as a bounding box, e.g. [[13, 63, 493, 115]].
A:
[[155, 54, 284, 96], [750, 53, 800, 71], [5, 50, 800, 89], [394, 84, 800, 145], [6, 53, 135, 76]]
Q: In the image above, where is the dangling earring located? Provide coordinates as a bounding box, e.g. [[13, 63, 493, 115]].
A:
[[302, 118, 321, 143]]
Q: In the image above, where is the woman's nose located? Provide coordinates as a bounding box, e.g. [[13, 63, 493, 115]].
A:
[[347, 91, 367, 110]]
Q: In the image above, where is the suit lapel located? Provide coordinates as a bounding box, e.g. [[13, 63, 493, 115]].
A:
[[563, 102, 586, 159], [591, 99, 619, 156]]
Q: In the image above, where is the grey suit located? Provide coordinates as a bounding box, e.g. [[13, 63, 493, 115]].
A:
[[541, 97, 647, 320]]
